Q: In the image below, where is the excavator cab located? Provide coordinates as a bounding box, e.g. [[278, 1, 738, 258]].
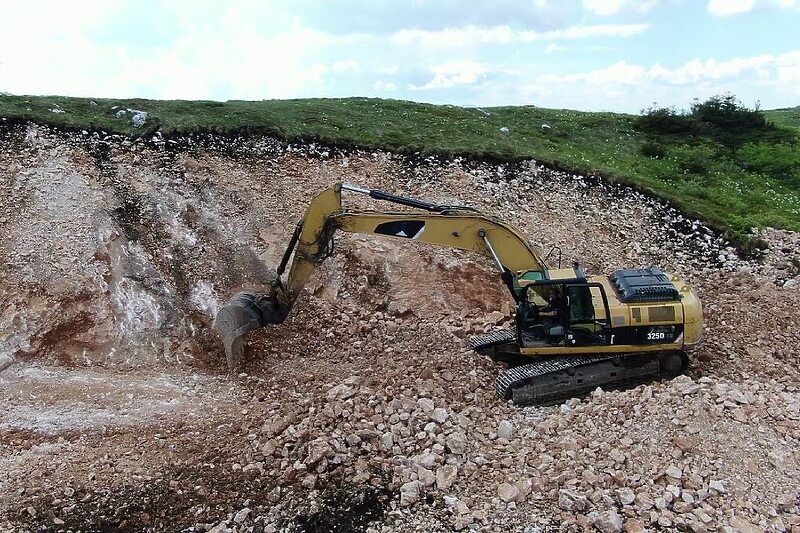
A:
[[517, 281, 613, 348]]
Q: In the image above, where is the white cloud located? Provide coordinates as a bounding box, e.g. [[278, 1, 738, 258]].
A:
[[0, 0, 122, 35], [542, 24, 649, 40], [648, 55, 777, 85], [707, 0, 800, 15], [410, 61, 489, 90], [1, 0, 797, 113], [332, 59, 359, 72], [392, 26, 513, 47], [0, 1, 126, 96], [774, 50, 800, 83], [522, 51, 800, 111], [154, 26, 334, 100], [380, 64, 400, 75], [533, 53, 799, 88], [0, 3, 357, 100], [582, 0, 660, 16], [582, 0, 624, 16], [536, 61, 645, 87], [391, 23, 648, 48], [373, 80, 397, 91], [707, 0, 755, 16]]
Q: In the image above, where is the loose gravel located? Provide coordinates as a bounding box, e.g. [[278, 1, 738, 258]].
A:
[[1, 124, 798, 532]]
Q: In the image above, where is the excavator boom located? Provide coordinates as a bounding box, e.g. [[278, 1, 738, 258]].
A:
[[279, 183, 547, 301]]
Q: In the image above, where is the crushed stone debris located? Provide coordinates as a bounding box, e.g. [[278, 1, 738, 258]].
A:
[[0, 123, 798, 531]]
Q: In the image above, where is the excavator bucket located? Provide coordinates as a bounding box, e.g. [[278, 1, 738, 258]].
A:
[[213, 289, 289, 371]]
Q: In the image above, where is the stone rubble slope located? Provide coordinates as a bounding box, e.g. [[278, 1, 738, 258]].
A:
[[0, 124, 798, 532]]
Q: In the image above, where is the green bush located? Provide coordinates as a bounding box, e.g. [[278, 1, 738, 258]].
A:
[[736, 143, 800, 177], [672, 144, 716, 175], [634, 94, 793, 147], [634, 105, 693, 135], [690, 94, 767, 130], [689, 94, 795, 146], [736, 142, 800, 186], [640, 140, 666, 158]]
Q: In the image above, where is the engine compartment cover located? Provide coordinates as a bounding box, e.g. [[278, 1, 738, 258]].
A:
[[610, 267, 680, 303]]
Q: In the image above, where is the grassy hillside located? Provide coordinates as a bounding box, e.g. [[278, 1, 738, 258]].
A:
[[764, 106, 800, 131], [1, 94, 798, 247]]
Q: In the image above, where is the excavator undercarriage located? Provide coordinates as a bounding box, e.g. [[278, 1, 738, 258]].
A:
[[214, 183, 703, 406], [471, 330, 689, 404]]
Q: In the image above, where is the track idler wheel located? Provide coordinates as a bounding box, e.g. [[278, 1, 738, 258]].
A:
[[213, 289, 289, 371]]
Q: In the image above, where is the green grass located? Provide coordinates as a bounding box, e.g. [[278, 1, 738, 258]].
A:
[[765, 106, 800, 132], [2, 93, 799, 246]]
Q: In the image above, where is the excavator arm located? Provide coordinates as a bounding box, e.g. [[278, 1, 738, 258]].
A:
[[214, 183, 548, 369]]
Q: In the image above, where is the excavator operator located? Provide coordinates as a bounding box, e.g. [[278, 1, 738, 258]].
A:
[[539, 288, 562, 321], [538, 288, 564, 343], [520, 287, 561, 341]]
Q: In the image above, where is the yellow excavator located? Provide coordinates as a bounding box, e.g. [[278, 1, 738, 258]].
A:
[[214, 183, 703, 405]]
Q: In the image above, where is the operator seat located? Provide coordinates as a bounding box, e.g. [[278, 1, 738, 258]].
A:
[[546, 325, 565, 344]]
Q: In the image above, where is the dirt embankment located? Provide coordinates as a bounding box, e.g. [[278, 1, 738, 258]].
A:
[[1, 124, 799, 532]]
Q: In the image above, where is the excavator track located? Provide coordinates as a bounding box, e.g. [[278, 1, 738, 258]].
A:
[[469, 329, 517, 350], [470, 330, 689, 406], [496, 351, 689, 406]]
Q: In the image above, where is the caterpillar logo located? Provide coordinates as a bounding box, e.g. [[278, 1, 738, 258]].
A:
[[374, 220, 426, 239]]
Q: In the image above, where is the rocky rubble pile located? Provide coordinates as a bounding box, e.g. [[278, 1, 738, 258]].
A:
[[1, 123, 799, 531]]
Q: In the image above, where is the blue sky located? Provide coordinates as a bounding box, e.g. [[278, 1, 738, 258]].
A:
[[1, 0, 799, 112]]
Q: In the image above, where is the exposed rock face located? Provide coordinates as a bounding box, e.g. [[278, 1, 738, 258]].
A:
[[1, 124, 799, 531]]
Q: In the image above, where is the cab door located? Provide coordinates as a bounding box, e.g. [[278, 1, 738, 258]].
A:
[[564, 283, 612, 346]]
